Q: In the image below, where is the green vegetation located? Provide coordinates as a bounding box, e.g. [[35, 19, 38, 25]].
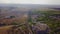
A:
[[11, 22, 18, 25], [10, 16, 15, 18], [31, 10, 60, 34], [1, 10, 59, 34]]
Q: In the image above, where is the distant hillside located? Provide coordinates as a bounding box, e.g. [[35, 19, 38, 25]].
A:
[[0, 4, 60, 18]]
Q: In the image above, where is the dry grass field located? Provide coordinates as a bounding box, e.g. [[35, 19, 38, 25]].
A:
[[0, 25, 14, 34]]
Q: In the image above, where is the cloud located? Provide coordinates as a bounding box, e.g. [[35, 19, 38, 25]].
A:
[[0, 0, 60, 5]]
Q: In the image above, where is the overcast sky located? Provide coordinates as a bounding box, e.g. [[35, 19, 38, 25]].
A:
[[0, 0, 60, 5]]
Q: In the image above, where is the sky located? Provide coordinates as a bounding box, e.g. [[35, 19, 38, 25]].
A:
[[0, 0, 60, 5]]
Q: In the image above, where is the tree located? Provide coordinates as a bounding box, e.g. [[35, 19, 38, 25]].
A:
[[11, 22, 18, 25], [32, 10, 60, 34], [10, 16, 15, 18]]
